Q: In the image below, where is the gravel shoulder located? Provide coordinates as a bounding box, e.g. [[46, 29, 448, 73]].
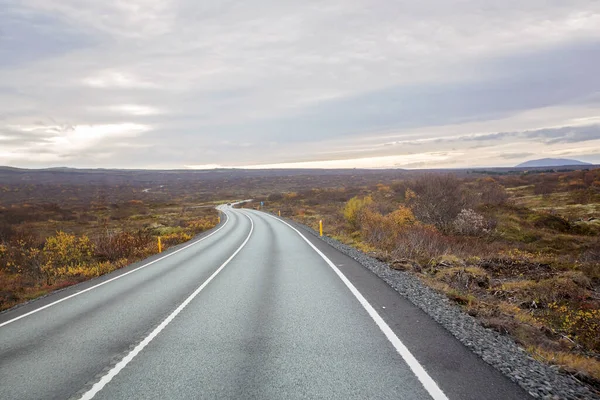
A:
[[286, 217, 600, 400]]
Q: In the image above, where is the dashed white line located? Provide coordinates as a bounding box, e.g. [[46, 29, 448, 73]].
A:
[[79, 212, 254, 400]]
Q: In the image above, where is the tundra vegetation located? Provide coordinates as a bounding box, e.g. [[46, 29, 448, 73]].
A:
[[0, 178, 219, 312], [1, 166, 599, 392], [250, 168, 600, 391]]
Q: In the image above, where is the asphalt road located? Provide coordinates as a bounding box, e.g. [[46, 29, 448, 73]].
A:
[[0, 206, 531, 399]]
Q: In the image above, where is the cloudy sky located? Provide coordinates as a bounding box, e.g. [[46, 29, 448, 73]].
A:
[[1, 1, 599, 169]]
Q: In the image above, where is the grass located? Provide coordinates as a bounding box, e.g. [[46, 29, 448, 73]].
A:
[[0, 200, 218, 312], [250, 168, 600, 391]]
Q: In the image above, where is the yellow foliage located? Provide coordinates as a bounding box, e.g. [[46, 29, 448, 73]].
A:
[[43, 231, 94, 269], [376, 184, 392, 193], [343, 195, 373, 229], [547, 302, 600, 351], [187, 218, 216, 233], [389, 206, 416, 227], [161, 232, 192, 247]]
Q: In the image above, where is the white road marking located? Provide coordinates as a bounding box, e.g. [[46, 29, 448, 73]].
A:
[[79, 212, 254, 400], [0, 210, 231, 329], [261, 211, 449, 400]]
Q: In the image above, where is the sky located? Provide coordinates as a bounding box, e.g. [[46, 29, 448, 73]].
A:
[[1, 0, 599, 169]]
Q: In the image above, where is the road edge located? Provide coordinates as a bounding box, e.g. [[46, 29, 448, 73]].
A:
[[0, 209, 230, 324], [270, 213, 599, 400]]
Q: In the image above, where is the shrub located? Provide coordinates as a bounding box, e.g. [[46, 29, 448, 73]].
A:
[[546, 303, 600, 352], [43, 232, 94, 268], [343, 195, 373, 230], [478, 179, 509, 205], [42, 232, 95, 280], [533, 180, 557, 195], [407, 174, 472, 232], [360, 209, 396, 250], [161, 232, 192, 247], [391, 224, 453, 262], [93, 229, 154, 261], [453, 209, 488, 236], [359, 206, 417, 251], [186, 217, 217, 233], [532, 213, 571, 233], [389, 206, 416, 226]]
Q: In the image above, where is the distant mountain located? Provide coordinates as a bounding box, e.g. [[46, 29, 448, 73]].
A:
[[515, 158, 592, 168]]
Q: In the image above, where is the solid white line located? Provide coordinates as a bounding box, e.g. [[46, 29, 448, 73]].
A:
[[79, 211, 254, 400], [259, 211, 449, 400], [0, 210, 231, 329]]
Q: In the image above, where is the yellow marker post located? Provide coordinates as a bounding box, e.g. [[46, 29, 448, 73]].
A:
[[218, 215, 221, 224], [278, 210, 281, 217], [158, 236, 162, 253], [319, 220, 323, 237]]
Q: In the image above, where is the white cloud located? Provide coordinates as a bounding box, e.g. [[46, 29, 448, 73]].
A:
[[3, 123, 150, 163], [1, 0, 600, 168], [83, 71, 160, 89], [106, 104, 161, 116]]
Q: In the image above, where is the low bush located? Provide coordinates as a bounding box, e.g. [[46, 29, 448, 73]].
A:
[[343, 195, 373, 230], [406, 174, 473, 232], [453, 209, 489, 236]]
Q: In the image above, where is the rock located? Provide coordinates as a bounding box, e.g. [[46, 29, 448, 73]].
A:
[[390, 258, 419, 271]]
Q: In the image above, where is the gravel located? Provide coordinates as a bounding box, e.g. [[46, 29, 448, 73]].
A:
[[288, 219, 600, 400]]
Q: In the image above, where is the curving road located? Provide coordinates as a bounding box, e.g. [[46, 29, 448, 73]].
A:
[[0, 206, 530, 399]]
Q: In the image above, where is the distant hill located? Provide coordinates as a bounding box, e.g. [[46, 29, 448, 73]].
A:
[[515, 158, 592, 168]]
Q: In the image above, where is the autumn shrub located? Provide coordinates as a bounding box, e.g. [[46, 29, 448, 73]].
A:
[[406, 174, 472, 232], [388, 206, 417, 226], [391, 224, 453, 262], [533, 180, 557, 195], [161, 232, 192, 247], [343, 195, 373, 230], [186, 217, 217, 233], [0, 241, 43, 280], [498, 274, 587, 307], [579, 239, 600, 282], [359, 206, 417, 251], [478, 179, 509, 205], [360, 209, 396, 250], [93, 229, 155, 262], [42, 232, 95, 280], [546, 303, 600, 352]]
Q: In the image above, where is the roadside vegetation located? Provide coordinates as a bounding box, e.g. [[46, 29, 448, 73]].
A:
[[2, 166, 599, 392], [0, 194, 218, 312], [249, 168, 600, 391]]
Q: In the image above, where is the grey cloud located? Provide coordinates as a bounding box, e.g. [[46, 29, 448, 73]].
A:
[[189, 40, 600, 148], [0, 6, 95, 68], [527, 125, 600, 144], [464, 132, 514, 142], [445, 124, 600, 146], [1, 1, 600, 168], [499, 152, 535, 160]]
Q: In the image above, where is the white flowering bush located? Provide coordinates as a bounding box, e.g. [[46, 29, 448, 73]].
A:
[[453, 208, 488, 236]]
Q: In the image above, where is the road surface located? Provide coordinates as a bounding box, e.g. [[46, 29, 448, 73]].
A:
[[0, 206, 530, 399]]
